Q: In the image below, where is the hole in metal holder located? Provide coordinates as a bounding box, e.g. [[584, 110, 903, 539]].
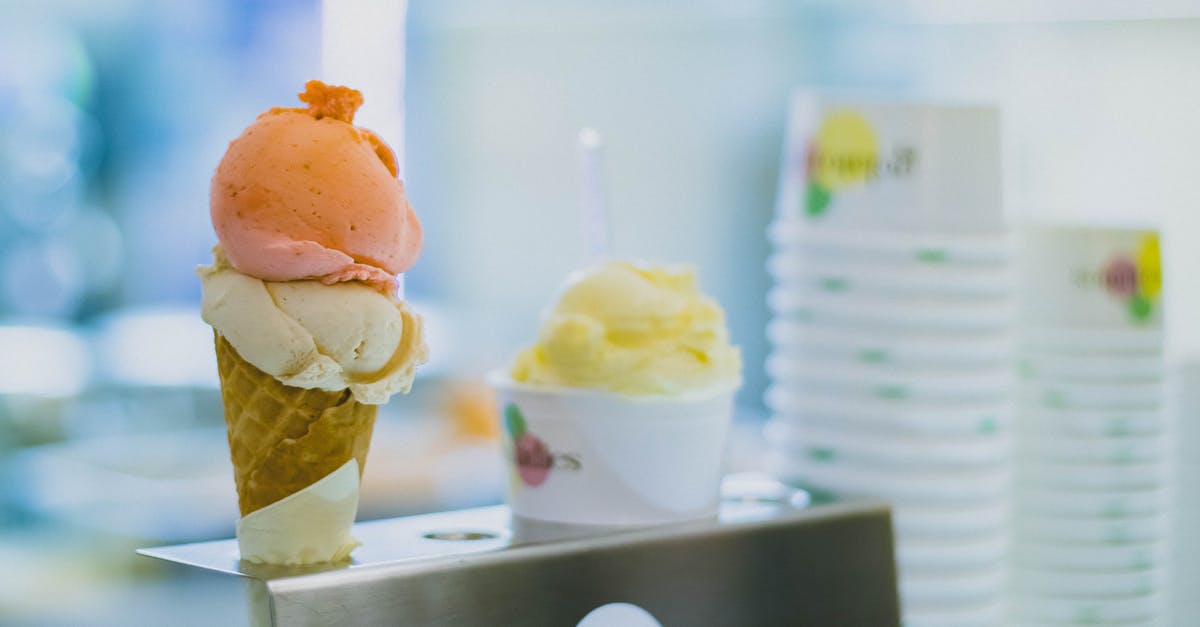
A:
[[422, 530, 498, 541]]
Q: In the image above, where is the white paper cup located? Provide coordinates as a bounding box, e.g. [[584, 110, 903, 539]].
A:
[[1015, 513, 1167, 545], [1010, 593, 1161, 623], [1012, 567, 1162, 598], [1019, 352, 1164, 382], [1017, 459, 1164, 491], [767, 252, 1013, 300], [769, 452, 1010, 505], [1019, 326, 1163, 354], [766, 385, 1011, 437], [892, 501, 1009, 540], [489, 374, 736, 526], [1022, 380, 1164, 410], [1017, 407, 1163, 437], [1015, 485, 1166, 518], [1019, 226, 1162, 328], [767, 355, 1013, 403], [769, 221, 1013, 265], [1017, 433, 1164, 464], [900, 566, 1005, 607], [901, 601, 1005, 627], [766, 420, 1011, 470], [1014, 540, 1163, 572], [769, 287, 1013, 334], [767, 319, 1012, 370], [896, 533, 1007, 573]]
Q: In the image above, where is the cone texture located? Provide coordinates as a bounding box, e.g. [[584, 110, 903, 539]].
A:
[[215, 334, 376, 516]]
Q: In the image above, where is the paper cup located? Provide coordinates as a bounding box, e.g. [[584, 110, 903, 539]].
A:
[[769, 452, 1010, 505], [1017, 459, 1164, 491], [1012, 567, 1162, 598], [900, 566, 1005, 607], [1017, 407, 1163, 437], [769, 287, 1012, 334], [901, 601, 1005, 627], [1022, 380, 1164, 410], [1019, 326, 1163, 354], [489, 374, 736, 526], [767, 355, 1012, 403], [766, 385, 1011, 437], [767, 253, 1013, 300], [1015, 513, 1167, 545], [1010, 593, 1161, 623], [1015, 485, 1165, 518], [1017, 433, 1164, 464], [892, 501, 1009, 539], [768, 222, 1012, 265], [766, 420, 1010, 470], [896, 533, 1007, 573], [767, 319, 1012, 369], [1014, 540, 1163, 572], [1018, 352, 1164, 382], [1019, 226, 1162, 329]]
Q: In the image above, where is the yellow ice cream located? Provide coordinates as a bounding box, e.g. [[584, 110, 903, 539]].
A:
[[199, 251, 427, 404], [511, 261, 741, 396]]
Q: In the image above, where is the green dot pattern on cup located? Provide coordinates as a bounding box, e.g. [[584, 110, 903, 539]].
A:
[[1113, 445, 1136, 464], [808, 447, 837, 462], [1107, 525, 1133, 544], [1134, 551, 1153, 569], [1043, 390, 1068, 409], [819, 276, 849, 293], [978, 417, 998, 434], [1074, 607, 1100, 624], [790, 309, 814, 323], [1101, 501, 1127, 518], [1106, 419, 1132, 436], [1018, 359, 1035, 379], [858, 348, 889, 364], [914, 248, 948, 264], [876, 385, 909, 400]]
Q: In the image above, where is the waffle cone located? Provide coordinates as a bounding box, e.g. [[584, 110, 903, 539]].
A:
[[215, 333, 376, 516]]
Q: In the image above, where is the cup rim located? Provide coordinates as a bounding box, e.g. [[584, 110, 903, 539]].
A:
[[768, 220, 1013, 253], [486, 369, 741, 404]]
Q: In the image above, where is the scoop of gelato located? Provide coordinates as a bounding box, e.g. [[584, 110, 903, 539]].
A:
[[199, 251, 427, 404], [210, 81, 421, 295], [511, 261, 741, 396]]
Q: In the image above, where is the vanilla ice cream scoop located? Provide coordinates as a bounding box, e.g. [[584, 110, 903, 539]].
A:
[[511, 261, 741, 396], [199, 251, 426, 404]]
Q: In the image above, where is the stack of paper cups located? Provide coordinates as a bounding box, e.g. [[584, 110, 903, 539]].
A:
[[765, 93, 1011, 627], [1013, 226, 1167, 625], [1172, 361, 1200, 624]]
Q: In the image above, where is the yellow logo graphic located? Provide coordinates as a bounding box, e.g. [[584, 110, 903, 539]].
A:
[[804, 109, 879, 217]]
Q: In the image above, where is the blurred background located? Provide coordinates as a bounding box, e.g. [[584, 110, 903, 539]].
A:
[[1, 0, 1199, 624]]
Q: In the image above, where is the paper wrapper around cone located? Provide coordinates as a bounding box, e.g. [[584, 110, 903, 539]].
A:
[[214, 333, 376, 516]]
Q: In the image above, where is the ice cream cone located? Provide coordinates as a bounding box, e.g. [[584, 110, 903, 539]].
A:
[[214, 333, 376, 516]]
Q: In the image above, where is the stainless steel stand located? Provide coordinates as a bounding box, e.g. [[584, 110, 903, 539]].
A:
[[140, 480, 899, 626]]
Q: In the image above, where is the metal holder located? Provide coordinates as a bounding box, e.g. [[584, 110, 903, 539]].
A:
[[140, 478, 899, 626]]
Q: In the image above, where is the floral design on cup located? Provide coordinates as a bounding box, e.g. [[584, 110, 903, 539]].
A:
[[504, 403, 581, 488], [1100, 233, 1160, 323]]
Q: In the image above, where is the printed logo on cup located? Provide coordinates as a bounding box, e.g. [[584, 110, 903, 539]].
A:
[[804, 109, 918, 218], [504, 403, 582, 487], [1069, 233, 1161, 323]]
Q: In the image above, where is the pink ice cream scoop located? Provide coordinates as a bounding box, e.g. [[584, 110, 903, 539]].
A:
[[210, 81, 422, 294]]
